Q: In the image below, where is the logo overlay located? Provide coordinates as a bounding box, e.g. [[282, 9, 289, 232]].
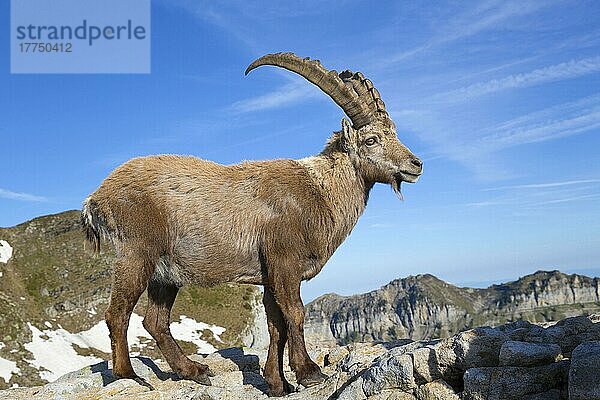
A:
[[11, 0, 150, 74]]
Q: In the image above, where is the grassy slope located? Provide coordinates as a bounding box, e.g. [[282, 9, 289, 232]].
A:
[[0, 210, 261, 388]]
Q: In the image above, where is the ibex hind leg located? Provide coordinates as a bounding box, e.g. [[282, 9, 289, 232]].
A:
[[143, 280, 213, 385], [105, 253, 153, 382]]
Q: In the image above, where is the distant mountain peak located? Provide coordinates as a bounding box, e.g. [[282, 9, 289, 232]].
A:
[[305, 270, 600, 345]]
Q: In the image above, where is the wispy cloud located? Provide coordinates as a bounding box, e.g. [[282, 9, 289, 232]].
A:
[[396, 93, 600, 181], [535, 193, 600, 205], [230, 81, 319, 113], [478, 94, 600, 149], [369, 223, 395, 229], [433, 56, 600, 103], [386, 0, 557, 65], [0, 188, 46, 202], [483, 179, 600, 191], [156, 0, 259, 51], [467, 178, 600, 208], [466, 193, 600, 208]]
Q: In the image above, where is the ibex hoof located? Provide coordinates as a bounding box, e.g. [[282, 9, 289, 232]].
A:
[[181, 362, 213, 386], [267, 388, 286, 397], [113, 371, 155, 390], [132, 376, 155, 390], [191, 373, 212, 386], [266, 378, 294, 397], [188, 361, 215, 386], [298, 370, 327, 388]]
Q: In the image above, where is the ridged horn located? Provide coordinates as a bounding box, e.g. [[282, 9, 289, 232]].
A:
[[245, 52, 387, 129]]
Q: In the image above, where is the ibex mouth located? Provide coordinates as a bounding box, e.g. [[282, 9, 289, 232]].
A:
[[396, 171, 421, 184], [392, 171, 420, 197]]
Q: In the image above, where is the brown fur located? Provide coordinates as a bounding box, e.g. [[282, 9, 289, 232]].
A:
[[82, 116, 422, 395]]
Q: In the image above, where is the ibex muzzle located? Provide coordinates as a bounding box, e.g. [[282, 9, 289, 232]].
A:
[[82, 52, 422, 397]]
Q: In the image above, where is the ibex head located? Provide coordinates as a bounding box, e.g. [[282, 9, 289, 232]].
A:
[[246, 52, 423, 194]]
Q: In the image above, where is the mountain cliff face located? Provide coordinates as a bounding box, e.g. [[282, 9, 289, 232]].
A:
[[305, 272, 600, 345], [0, 211, 264, 389]]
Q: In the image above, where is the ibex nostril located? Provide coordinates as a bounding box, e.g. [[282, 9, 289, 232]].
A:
[[411, 158, 423, 169]]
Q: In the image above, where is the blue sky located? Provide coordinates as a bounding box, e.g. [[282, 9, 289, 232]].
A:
[[1, 0, 599, 301]]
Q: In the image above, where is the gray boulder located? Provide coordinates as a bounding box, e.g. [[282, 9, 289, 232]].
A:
[[463, 360, 569, 400], [362, 353, 416, 396], [569, 341, 600, 400], [542, 316, 600, 355], [498, 340, 562, 367], [521, 389, 563, 400], [415, 326, 507, 387], [415, 380, 459, 400]]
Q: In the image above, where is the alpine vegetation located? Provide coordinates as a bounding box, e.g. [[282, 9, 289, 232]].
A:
[[81, 52, 423, 396]]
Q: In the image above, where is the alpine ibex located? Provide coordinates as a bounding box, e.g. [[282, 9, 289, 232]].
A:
[[82, 52, 422, 396]]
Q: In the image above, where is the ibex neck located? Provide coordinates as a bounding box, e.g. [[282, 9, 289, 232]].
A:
[[296, 152, 373, 250]]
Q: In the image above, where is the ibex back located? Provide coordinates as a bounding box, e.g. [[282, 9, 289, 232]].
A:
[[82, 52, 423, 397]]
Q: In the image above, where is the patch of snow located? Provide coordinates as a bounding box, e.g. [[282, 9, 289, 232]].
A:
[[0, 240, 12, 264], [87, 307, 97, 316], [44, 321, 52, 328], [24, 313, 226, 382], [24, 323, 105, 382], [0, 342, 4, 350], [170, 315, 225, 353], [0, 356, 20, 383]]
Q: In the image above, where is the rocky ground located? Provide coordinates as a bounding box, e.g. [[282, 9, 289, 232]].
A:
[[2, 314, 599, 399]]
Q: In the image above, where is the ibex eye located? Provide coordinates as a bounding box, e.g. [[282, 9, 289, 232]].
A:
[[365, 137, 377, 146]]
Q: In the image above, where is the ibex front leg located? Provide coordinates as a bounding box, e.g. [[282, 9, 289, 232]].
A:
[[262, 287, 293, 396], [267, 271, 327, 388]]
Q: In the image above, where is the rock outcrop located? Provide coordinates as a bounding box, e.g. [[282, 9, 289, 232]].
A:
[[305, 271, 600, 345], [2, 314, 599, 399]]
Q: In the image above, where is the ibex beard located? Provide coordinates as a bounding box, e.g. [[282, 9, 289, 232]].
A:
[[82, 52, 422, 397]]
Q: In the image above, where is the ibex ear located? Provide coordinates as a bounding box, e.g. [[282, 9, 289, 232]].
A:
[[340, 118, 357, 153]]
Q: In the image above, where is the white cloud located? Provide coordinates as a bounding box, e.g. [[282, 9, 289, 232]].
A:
[[535, 193, 600, 205], [466, 191, 600, 208], [0, 188, 46, 202], [386, 0, 557, 64], [231, 81, 319, 113], [478, 94, 600, 148], [434, 56, 600, 103], [395, 93, 600, 182], [483, 179, 600, 191], [467, 178, 600, 208]]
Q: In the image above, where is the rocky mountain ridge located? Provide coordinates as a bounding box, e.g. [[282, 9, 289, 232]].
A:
[[305, 271, 600, 345]]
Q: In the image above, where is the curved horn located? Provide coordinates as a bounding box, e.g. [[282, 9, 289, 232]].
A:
[[339, 70, 390, 122], [245, 52, 385, 129]]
